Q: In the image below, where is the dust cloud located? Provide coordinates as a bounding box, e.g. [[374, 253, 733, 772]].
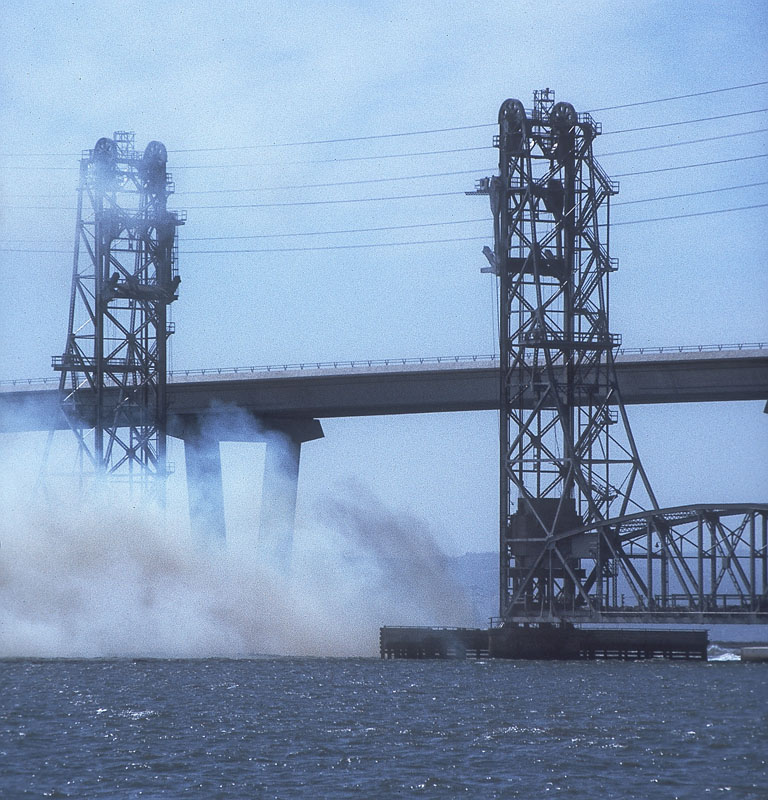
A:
[[0, 415, 472, 658]]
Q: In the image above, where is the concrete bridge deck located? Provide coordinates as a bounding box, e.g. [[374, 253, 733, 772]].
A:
[[1, 347, 766, 433]]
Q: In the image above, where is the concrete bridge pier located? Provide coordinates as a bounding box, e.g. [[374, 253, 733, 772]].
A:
[[170, 414, 323, 563], [176, 414, 227, 545], [256, 418, 324, 572]]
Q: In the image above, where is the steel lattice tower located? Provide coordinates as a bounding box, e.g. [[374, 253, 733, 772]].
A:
[[53, 132, 183, 502], [473, 90, 660, 620]]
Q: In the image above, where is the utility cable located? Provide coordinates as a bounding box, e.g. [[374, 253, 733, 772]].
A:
[[6, 163, 768, 211], [4, 126, 767, 173], [184, 190, 468, 209], [180, 203, 768, 244], [173, 146, 491, 169], [599, 127, 768, 157], [0, 189, 470, 212], [177, 168, 492, 194], [0, 146, 491, 170], [586, 80, 768, 112], [611, 202, 768, 226], [3, 203, 766, 256], [613, 152, 768, 176], [1, 81, 766, 159], [0, 218, 491, 245], [3, 180, 766, 233], [601, 108, 768, 135], [612, 181, 768, 206], [1, 149, 757, 201], [183, 218, 490, 240], [0, 168, 497, 201], [5, 157, 768, 216]]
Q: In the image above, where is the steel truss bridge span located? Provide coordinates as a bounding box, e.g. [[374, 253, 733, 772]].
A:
[[503, 504, 768, 624]]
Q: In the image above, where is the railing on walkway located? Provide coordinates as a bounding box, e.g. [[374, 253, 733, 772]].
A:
[[1, 341, 764, 386]]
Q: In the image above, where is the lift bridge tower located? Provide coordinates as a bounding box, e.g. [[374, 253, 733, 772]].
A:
[[53, 133, 184, 503], [471, 90, 767, 625]]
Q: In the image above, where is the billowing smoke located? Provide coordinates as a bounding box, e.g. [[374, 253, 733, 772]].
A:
[[0, 402, 472, 657]]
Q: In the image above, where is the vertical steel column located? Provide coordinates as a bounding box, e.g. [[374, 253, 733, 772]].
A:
[[646, 520, 654, 609], [763, 512, 768, 598], [697, 514, 704, 610], [710, 516, 718, 607], [750, 512, 756, 609]]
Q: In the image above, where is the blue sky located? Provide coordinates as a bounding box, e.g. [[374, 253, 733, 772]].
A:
[[0, 0, 766, 555]]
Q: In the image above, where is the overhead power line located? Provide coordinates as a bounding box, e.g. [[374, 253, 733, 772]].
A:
[[5, 154, 768, 215], [180, 204, 768, 242], [586, 80, 768, 112], [177, 168, 493, 194], [614, 152, 768, 176], [0, 168, 499, 202], [185, 190, 468, 209], [167, 124, 496, 153], [0, 146, 491, 170], [611, 202, 768, 225], [4, 114, 768, 174], [173, 146, 491, 169], [601, 107, 768, 135], [2, 203, 766, 256], [599, 127, 768, 157], [613, 180, 768, 205], [89, 128, 768, 170], [3, 169, 768, 215], [0, 189, 469, 212], [3, 137, 763, 201], [184, 218, 490, 240], [0, 219, 491, 245], [1, 81, 765, 160], [7, 177, 767, 244]]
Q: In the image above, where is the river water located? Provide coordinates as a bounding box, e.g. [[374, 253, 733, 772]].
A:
[[1, 656, 766, 798]]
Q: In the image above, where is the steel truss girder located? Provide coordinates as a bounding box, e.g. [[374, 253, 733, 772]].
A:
[[502, 505, 768, 622]]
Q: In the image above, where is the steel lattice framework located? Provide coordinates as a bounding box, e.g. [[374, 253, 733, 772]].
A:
[[53, 132, 183, 502], [472, 90, 767, 623]]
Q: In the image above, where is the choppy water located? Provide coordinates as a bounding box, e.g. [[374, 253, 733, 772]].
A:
[[1, 657, 766, 798]]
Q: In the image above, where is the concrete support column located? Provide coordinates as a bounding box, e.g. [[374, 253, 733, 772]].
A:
[[258, 435, 301, 572], [257, 418, 324, 573], [175, 415, 226, 545]]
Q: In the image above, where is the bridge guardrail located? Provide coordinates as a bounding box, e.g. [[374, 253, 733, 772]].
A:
[[2, 342, 764, 386]]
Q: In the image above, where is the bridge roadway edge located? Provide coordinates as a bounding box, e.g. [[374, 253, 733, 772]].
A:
[[1, 349, 766, 432]]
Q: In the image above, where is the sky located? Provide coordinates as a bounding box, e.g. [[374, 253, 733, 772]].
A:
[[0, 0, 766, 561]]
